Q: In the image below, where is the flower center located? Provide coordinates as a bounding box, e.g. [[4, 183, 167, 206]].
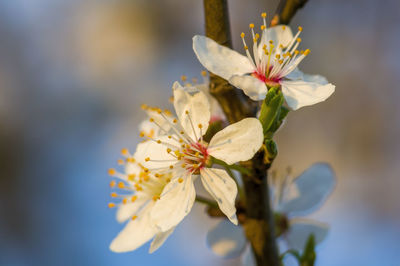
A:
[[252, 71, 281, 87], [181, 142, 209, 173]]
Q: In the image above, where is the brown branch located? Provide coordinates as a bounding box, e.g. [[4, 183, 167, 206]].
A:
[[203, 0, 255, 123], [271, 0, 309, 26]]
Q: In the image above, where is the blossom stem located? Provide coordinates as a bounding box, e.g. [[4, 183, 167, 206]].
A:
[[195, 195, 218, 208], [211, 157, 251, 176]]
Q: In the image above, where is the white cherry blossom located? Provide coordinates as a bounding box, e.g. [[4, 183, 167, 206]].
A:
[[134, 81, 263, 232], [207, 163, 335, 263], [193, 13, 335, 110]]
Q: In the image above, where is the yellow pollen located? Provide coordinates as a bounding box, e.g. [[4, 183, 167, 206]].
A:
[[294, 50, 299, 55], [169, 96, 174, 102], [298, 26, 303, 32], [121, 148, 128, 155], [108, 203, 116, 208], [249, 23, 255, 28], [296, 38, 302, 43], [126, 157, 135, 163], [117, 159, 124, 165], [201, 70, 207, 76], [181, 163, 186, 168], [145, 157, 150, 162], [108, 168, 116, 176], [167, 148, 172, 153], [118, 182, 125, 189], [261, 25, 266, 30], [139, 132, 145, 137], [144, 168, 149, 173], [131, 215, 137, 221], [304, 49, 311, 55], [169, 165, 174, 169], [244, 45, 248, 50], [109, 180, 116, 188], [192, 78, 198, 83], [166, 178, 171, 183], [110, 192, 118, 198], [157, 140, 161, 144], [198, 124, 203, 129], [240, 32, 245, 38], [173, 119, 177, 123], [149, 118, 154, 122], [134, 184, 143, 191], [185, 110, 189, 114], [128, 174, 135, 181], [122, 198, 127, 204], [131, 195, 138, 202], [178, 178, 183, 183], [193, 164, 199, 168], [180, 131, 184, 134], [179, 139, 183, 143], [279, 59, 284, 64], [141, 104, 148, 110], [152, 195, 160, 201], [195, 151, 200, 157], [282, 25, 286, 30], [276, 54, 281, 59], [261, 12, 267, 18], [181, 75, 187, 81], [255, 33, 260, 39]]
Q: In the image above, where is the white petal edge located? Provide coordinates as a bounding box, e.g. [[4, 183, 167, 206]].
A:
[[208, 118, 263, 165], [200, 168, 238, 224], [229, 75, 268, 101], [149, 227, 175, 253], [193, 35, 255, 81], [150, 173, 196, 232], [116, 196, 148, 223], [195, 83, 226, 121], [206, 219, 246, 258], [281, 80, 335, 110], [279, 162, 336, 215], [110, 204, 157, 253], [173, 81, 210, 141], [285, 218, 329, 251]]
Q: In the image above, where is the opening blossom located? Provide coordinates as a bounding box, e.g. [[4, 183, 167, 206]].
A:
[[193, 13, 335, 110], [135, 81, 263, 232], [206, 163, 335, 264], [108, 150, 174, 253]]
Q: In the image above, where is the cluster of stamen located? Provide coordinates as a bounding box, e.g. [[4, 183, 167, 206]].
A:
[[241, 12, 310, 86], [107, 148, 169, 221]]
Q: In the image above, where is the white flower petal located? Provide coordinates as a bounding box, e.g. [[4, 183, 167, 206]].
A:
[[285, 218, 329, 251], [151, 173, 196, 232], [193, 35, 255, 81], [116, 196, 148, 223], [149, 227, 175, 253], [173, 81, 210, 141], [206, 219, 246, 258], [208, 118, 263, 165], [259, 25, 294, 58], [195, 83, 226, 121], [200, 168, 238, 224], [134, 135, 178, 169], [286, 69, 329, 85], [279, 163, 335, 215], [110, 204, 157, 253], [229, 75, 268, 101], [281, 80, 335, 110]]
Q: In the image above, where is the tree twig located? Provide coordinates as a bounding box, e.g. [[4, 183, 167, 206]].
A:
[[271, 0, 309, 26]]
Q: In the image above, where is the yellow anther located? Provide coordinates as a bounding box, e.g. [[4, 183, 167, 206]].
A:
[[131, 195, 138, 202], [294, 50, 299, 55], [145, 157, 150, 162], [118, 182, 125, 189], [121, 148, 128, 155], [110, 192, 118, 198], [276, 54, 281, 59], [279, 60, 284, 64], [143, 168, 149, 173], [181, 75, 187, 81], [152, 195, 160, 201], [122, 198, 127, 204], [167, 148, 172, 153], [201, 70, 207, 76], [178, 178, 183, 183], [195, 151, 200, 157], [174, 150, 181, 157], [128, 174, 135, 181], [149, 118, 154, 122], [169, 165, 174, 169], [131, 215, 137, 220], [269, 40, 273, 44], [255, 33, 260, 39], [156, 108, 162, 114], [282, 25, 286, 30], [117, 159, 124, 165], [166, 178, 171, 183], [139, 131, 145, 137], [304, 49, 311, 55], [249, 23, 255, 28], [180, 131, 184, 134], [157, 140, 161, 144], [192, 78, 198, 84], [179, 139, 183, 143], [261, 12, 267, 18], [134, 184, 143, 191], [126, 157, 135, 163], [240, 32, 245, 38], [108, 168, 116, 176], [168, 135, 172, 139], [296, 38, 302, 43], [261, 25, 266, 30], [298, 26, 303, 32], [108, 203, 116, 208], [244, 45, 248, 50], [193, 164, 199, 168], [185, 110, 189, 114], [181, 163, 186, 168], [198, 124, 203, 129], [173, 119, 177, 123]]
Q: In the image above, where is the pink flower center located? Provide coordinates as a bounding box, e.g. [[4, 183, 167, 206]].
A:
[[252, 71, 281, 87], [183, 142, 209, 173]]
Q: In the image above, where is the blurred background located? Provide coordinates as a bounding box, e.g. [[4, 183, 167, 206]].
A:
[[0, 0, 399, 265]]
